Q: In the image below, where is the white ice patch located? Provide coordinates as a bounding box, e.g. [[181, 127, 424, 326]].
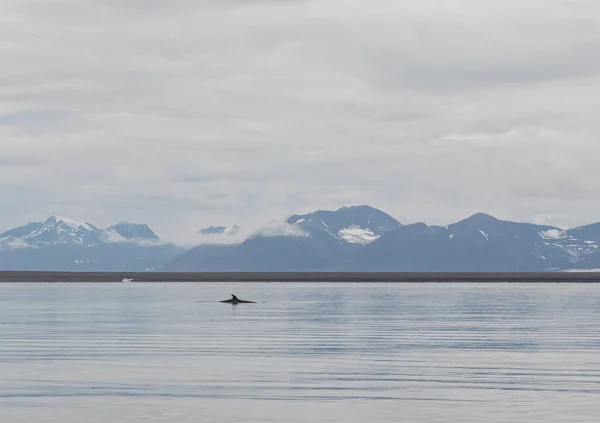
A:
[[539, 229, 566, 240], [449, 234, 455, 239], [479, 230, 489, 240], [292, 218, 305, 225], [321, 220, 329, 228], [338, 226, 380, 245], [53, 216, 93, 231]]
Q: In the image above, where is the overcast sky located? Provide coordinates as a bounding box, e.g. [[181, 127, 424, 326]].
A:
[[1, 0, 600, 243]]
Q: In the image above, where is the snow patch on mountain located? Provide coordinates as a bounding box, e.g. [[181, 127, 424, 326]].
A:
[[540, 229, 567, 240], [537, 227, 599, 263], [544, 239, 597, 262], [52, 216, 93, 231], [338, 226, 380, 245]]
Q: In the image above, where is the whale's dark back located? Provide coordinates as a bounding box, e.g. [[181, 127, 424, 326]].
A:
[[220, 294, 256, 304]]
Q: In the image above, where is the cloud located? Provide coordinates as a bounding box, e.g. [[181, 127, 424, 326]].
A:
[[1, 0, 600, 241], [198, 225, 241, 236], [253, 220, 307, 238]]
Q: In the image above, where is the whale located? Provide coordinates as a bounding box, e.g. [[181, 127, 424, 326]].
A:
[[220, 294, 256, 304]]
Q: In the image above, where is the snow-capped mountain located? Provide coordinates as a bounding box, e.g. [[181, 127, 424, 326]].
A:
[[0, 216, 182, 271], [287, 205, 402, 245], [167, 205, 401, 271], [443, 213, 600, 270], [21, 215, 103, 246], [0, 216, 163, 249], [355, 212, 600, 271], [166, 207, 600, 272], [547, 223, 600, 269], [356, 213, 565, 271], [4, 207, 600, 272], [165, 206, 398, 272]]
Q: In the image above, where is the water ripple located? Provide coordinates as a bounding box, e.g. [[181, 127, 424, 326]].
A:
[[1, 282, 600, 422]]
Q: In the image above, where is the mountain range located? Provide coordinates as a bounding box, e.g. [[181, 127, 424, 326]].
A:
[[166, 205, 600, 272], [2, 206, 600, 272], [0, 216, 183, 271]]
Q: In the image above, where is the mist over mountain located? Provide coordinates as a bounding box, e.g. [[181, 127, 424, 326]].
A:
[[2, 207, 600, 272], [198, 225, 241, 236], [105, 222, 161, 244]]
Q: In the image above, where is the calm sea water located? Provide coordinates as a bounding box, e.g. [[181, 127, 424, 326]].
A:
[[1, 282, 600, 422]]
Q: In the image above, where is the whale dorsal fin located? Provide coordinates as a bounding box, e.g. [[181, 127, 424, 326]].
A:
[[231, 294, 239, 300]]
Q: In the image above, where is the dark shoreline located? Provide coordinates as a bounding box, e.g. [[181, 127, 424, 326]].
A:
[[2, 271, 600, 283]]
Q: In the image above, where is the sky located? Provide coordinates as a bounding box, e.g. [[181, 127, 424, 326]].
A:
[[1, 0, 600, 243]]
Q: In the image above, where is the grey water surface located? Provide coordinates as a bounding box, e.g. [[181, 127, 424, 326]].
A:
[[1, 282, 600, 422]]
